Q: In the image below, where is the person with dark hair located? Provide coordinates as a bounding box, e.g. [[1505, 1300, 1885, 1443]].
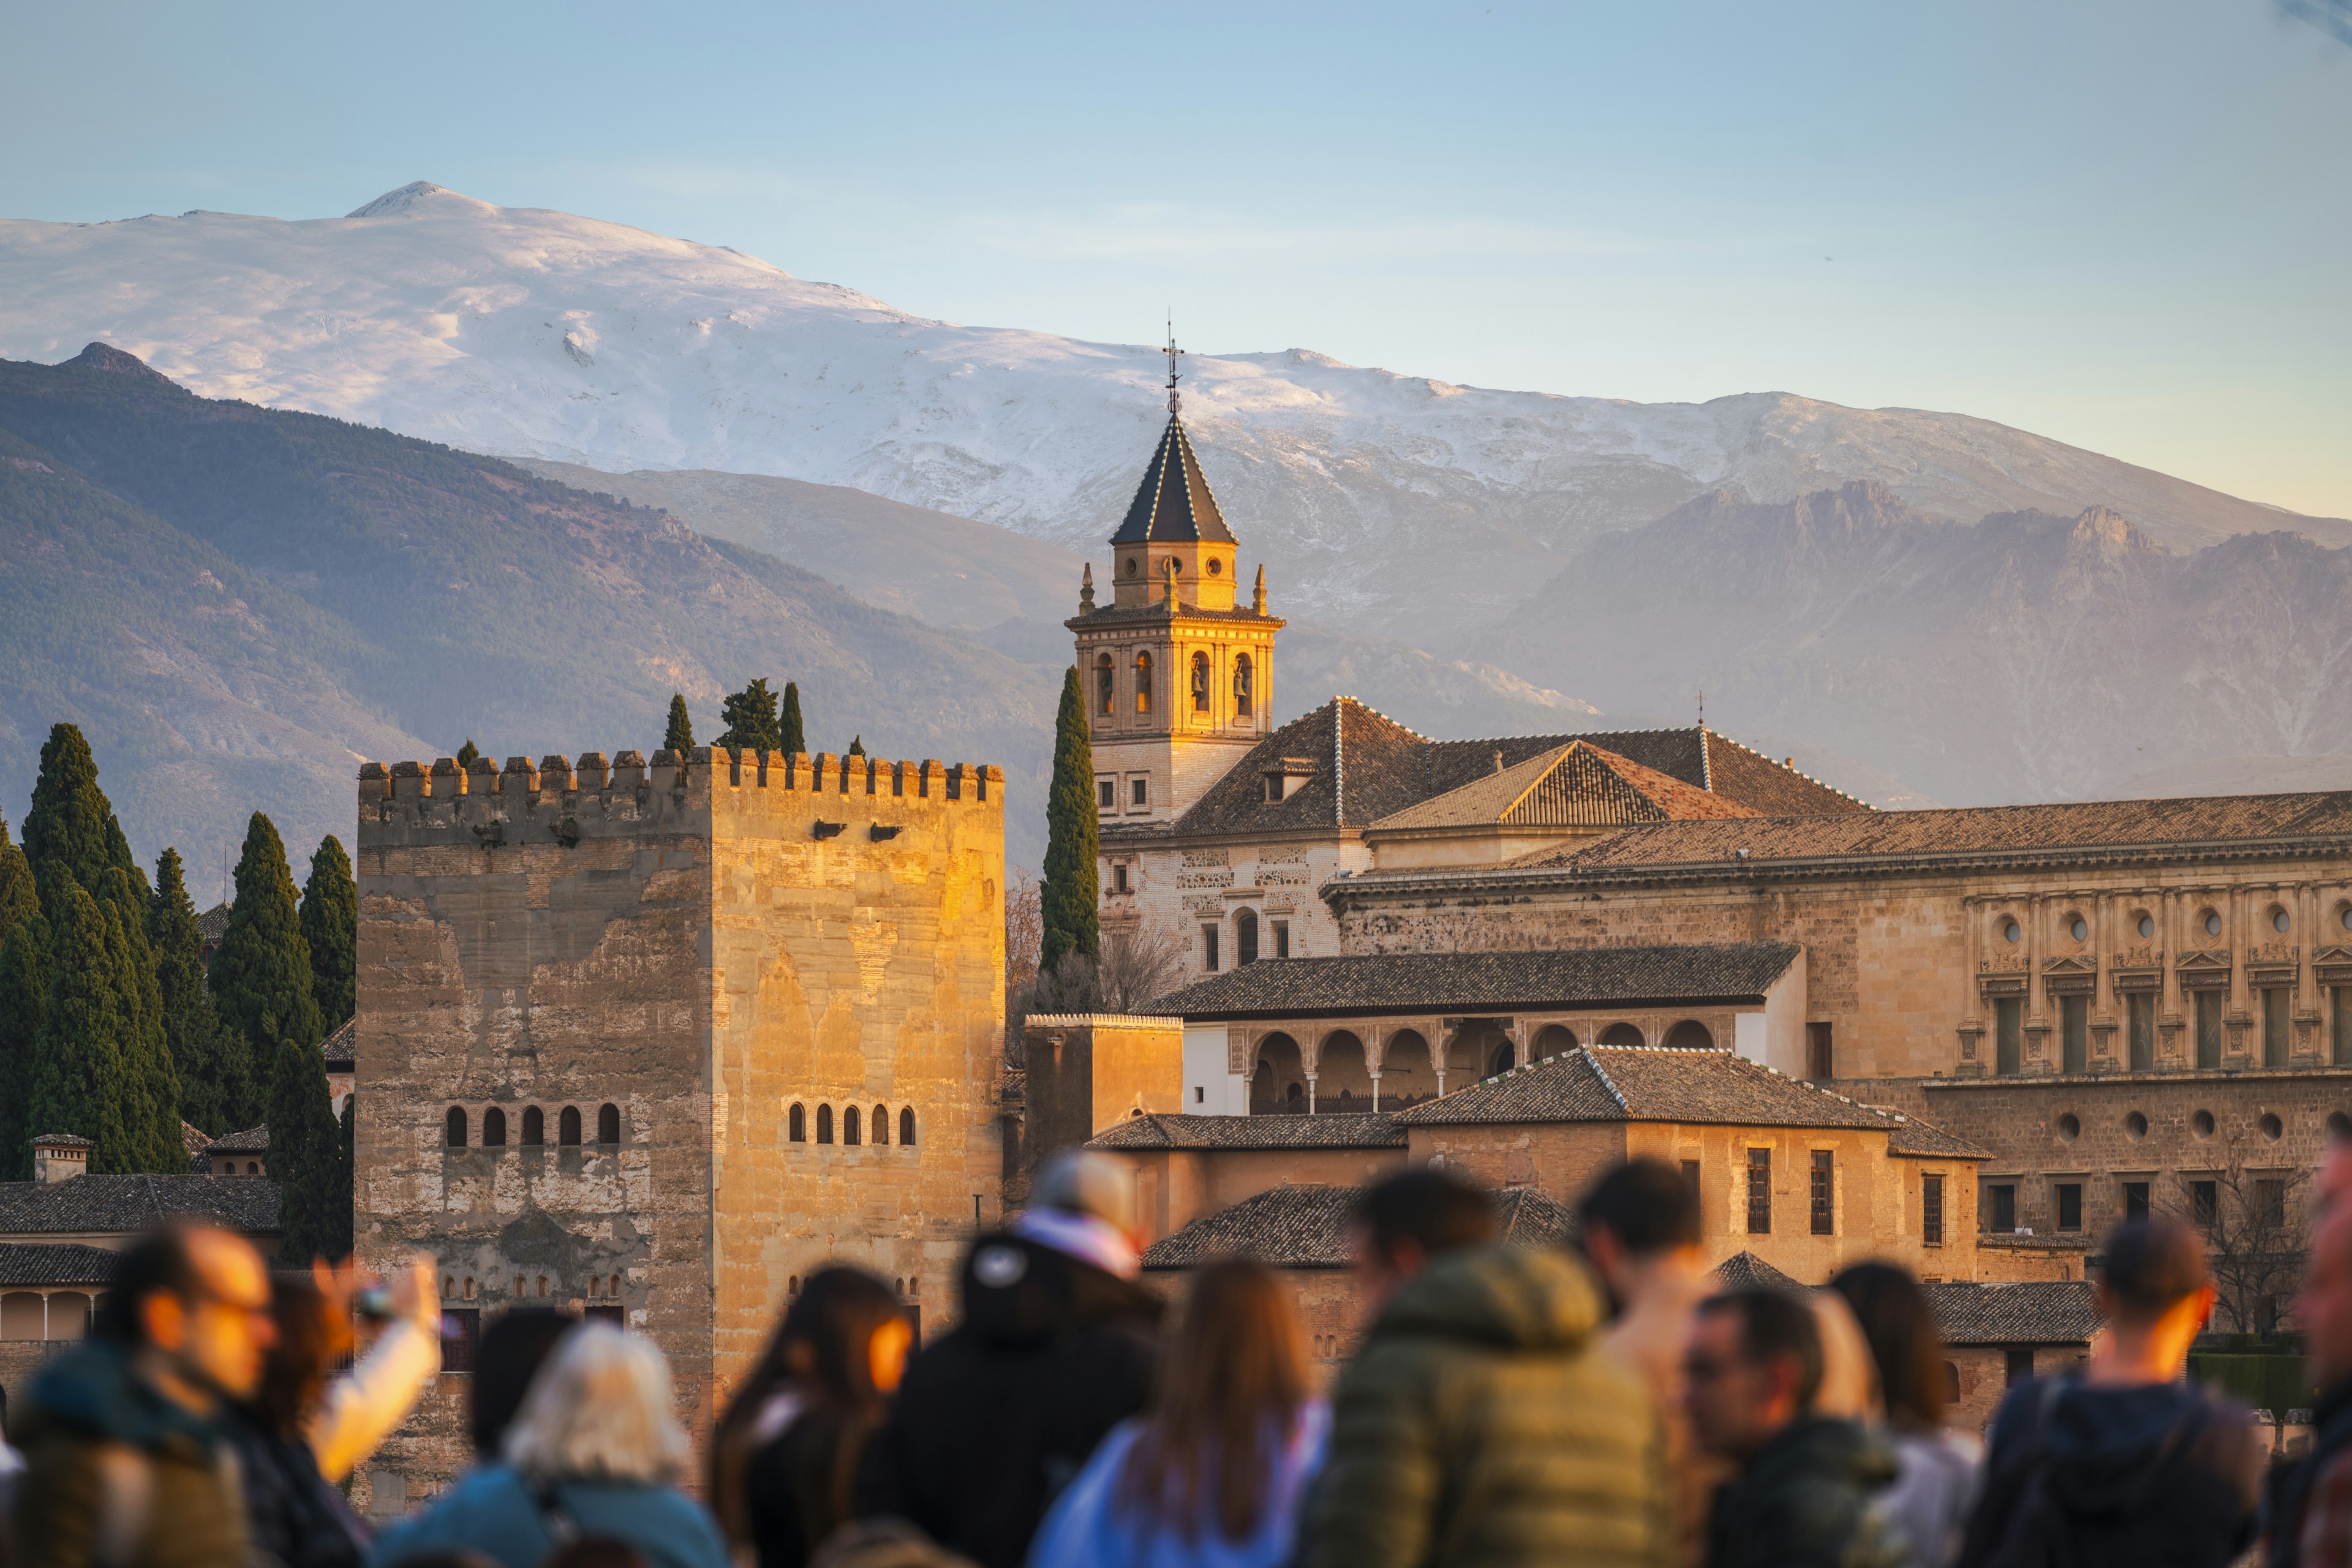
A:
[[2272, 1203, 2352, 1567], [1294, 1166, 1667, 1568], [12, 1224, 277, 1568], [1829, 1264, 1980, 1568], [1954, 1218, 2260, 1568], [1684, 1287, 1897, 1568], [713, 1268, 912, 1568], [470, 1306, 579, 1457], [856, 1152, 1163, 1568], [1030, 1259, 1327, 1568]]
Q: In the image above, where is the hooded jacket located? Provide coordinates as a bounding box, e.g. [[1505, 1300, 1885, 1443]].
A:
[[1294, 1243, 1670, 1568], [853, 1230, 1164, 1568], [1705, 1417, 1901, 1568], [9, 1340, 252, 1568]]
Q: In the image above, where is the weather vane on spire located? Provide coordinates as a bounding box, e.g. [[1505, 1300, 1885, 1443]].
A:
[[1163, 312, 1184, 415]]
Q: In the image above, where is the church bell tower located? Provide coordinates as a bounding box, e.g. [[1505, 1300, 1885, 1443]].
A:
[[1068, 330, 1283, 824]]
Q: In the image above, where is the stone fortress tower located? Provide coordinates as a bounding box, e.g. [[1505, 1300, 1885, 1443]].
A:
[[351, 746, 1003, 1506]]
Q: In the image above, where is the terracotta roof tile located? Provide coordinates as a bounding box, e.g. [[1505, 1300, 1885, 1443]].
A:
[[203, 1125, 269, 1155], [1088, 1113, 1405, 1152], [1371, 742, 1762, 834], [322, 1019, 355, 1067], [0, 1175, 281, 1238], [1713, 1251, 1803, 1293], [0, 1242, 124, 1287], [1147, 943, 1802, 1020], [1140, 1182, 1577, 1269], [1925, 1281, 2099, 1344]]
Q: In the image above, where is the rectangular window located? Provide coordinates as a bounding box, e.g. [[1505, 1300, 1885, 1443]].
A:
[[1995, 997, 2022, 1076], [1806, 1022, 1833, 1081], [2128, 992, 2155, 1071], [2056, 1183, 2082, 1232], [2060, 995, 2087, 1075], [1989, 1183, 2016, 1233], [1200, 925, 1219, 973], [1683, 1159, 1702, 1210], [2196, 990, 2223, 1069], [1810, 1150, 1834, 1235], [1235, 913, 1259, 967], [2264, 988, 2290, 1068], [1131, 776, 1148, 808], [1747, 1147, 1772, 1235], [2005, 1348, 2034, 1387], [1272, 920, 1289, 959], [2337, 987, 2352, 1067], [2259, 1178, 2287, 1231], [1923, 1174, 1945, 1247], [1096, 778, 1115, 810], [1111, 864, 1128, 894], [1265, 775, 1283, 803], [2192, 1179, 2218, 1229], [2124, 1181, 2150, 1222]]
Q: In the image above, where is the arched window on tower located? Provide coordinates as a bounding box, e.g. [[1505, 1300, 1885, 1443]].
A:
[[446, 1107, 468, 1147], [900, 1107, 916, 1145], [1096, 654, 1115, 716], [816, 1104, 834, 1144], [788, 1103, 805, 1142], [521, 1107, 544, 1146], [843, 1106, 861, 1145], [559, 1106, 581, 1146], [1234, 655, 1253, 718], [1134, 651, 1153, 714], [597, 1103, 620, 1145], [1191, 652, 1212, 712], [872, 1104, 889, 1145], [482, 1107, 507, 1147]]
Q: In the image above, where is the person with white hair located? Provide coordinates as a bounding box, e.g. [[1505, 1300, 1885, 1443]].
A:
[[855, 1150, 1166, 1568], [368, 1323, 728, 1568]]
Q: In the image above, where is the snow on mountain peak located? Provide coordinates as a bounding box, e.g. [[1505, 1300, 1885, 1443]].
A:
[[345, 181, 495, 219]]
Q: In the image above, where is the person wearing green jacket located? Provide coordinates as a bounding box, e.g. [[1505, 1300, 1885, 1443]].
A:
[[1294, 1174, 1672, 1568]]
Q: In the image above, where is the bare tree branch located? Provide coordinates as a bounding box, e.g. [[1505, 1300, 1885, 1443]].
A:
[[2157, 1132, 2312, 1334]]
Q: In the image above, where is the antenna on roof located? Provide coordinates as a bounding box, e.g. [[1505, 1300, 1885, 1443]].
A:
[[1163, 312, 1184, 415]]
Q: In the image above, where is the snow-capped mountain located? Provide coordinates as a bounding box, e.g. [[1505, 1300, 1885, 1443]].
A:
[[2, 182, 2339, 646]]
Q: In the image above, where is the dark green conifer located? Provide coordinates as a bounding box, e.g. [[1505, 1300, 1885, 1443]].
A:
[[209, 813, 321, 1125], [664, 695, 694, 752], [100, 866, 180, 1170], [780, 682, 807, 758], [716, 679, 783, 757], [265, 1035, 342, 1264], [1039, 666, 1100, 975], [300, 836, 356, 1031], [21, 725, 134, 911], [456, 739, 481, 770], [26, 884, 131, 1170], [847, 735, 865, 756], [0, 918, 45, 1180], [149, 849, 246, 1137], [0, 819, 36, 941], [334, 1092, 356, 1258]]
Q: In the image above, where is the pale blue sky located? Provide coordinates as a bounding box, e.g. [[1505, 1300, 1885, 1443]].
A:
[[6, 0, 2350, 515]]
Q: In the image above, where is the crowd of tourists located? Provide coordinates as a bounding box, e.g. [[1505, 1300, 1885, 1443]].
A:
[[17, 1144, 2352, 1568]]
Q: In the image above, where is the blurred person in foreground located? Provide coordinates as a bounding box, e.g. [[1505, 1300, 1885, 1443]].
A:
[[1293, 1166, 1669, 1568], [222, 1256, 440, 1568], [12, 1224, 276, 1568], [368, 1322, 726, 1568], [2260, 1202, 2352, 1566], [1954, 1218, 2258, 1568], [1579, 1159, 1710, 1567], [1684, 1286, 1898, 1568], [1030, 1257, 1328, 1568], [712, 1268, 912, 1568], [856, 1151, 1163, 1568], [1830, 1264, 1980, 1568]]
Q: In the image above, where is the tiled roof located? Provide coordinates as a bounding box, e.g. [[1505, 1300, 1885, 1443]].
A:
[[1870, 1112, 1995, 1161], [0, 1242, 124, 1287], [1109, 415, 1235, 545], [31, 1134, 94, 1149], [1145, 943, 1803, 1020], [203, 1125, 269, 1155], [1926, 1281, 2099, 1345], [1140, 1181, 1578, 1269], [1089, 1113, 1406, 1152], [1369, 742, 1761, 834], [322, 1019, 355, 1067], [1713, 1251, 1803, 1294], [0, 1175, 281, 1238], [1393, 1045, 1938, 1136], [178, 1121, 213, 1170], [197, 902, 232, 941]]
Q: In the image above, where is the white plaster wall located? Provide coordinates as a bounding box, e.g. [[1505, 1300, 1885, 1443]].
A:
[[1735, 1012, 1768, 1065], [1184, 1026, 1248, 1114]]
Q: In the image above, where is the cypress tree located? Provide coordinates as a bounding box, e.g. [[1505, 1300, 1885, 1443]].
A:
[[26, 884, 132, 1170], [300, 836, 356, 1031], [847, 735, 865, 756], [664, 694, 694, 752], [780, 682, 807, 757], [209, 813, 321, 1125], [456, 739, 481, 770], [100, 866, 181, 1170], [716, 679, 783, 757], [150, 849, 246, 1137], [1039, 666, 1101, 975], [0, 918, 45, 1180], [21, 724, 134, 912], [264, 1035, 341, 1264], [334, 1092, 356, 1259], [0, 819, 36, 940]]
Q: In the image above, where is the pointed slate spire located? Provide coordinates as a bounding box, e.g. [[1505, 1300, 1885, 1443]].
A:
[[1110, 414, 1235, 546]]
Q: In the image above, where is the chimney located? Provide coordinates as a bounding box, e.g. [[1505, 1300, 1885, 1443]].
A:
[[32, 1133, 91, 1184]]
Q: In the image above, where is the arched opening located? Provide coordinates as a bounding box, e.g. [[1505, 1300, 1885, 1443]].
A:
[[872, 1104, 889, 1145], [1943, 1361, 1961, 1404], [1134, 651, 1153, 715], [559, 1106, 582, 1146], [1599, 1022, 1646, 1047], [1235, 908, 1259, 967], [843, 1106, 862, 1145], [1379, 1029, 1434, 1107], [1442, 1026, 1488, 1088], [1317, 1031, 1373, 1107], [521, 1106, 545, 1146], [246, 1162, 259, 1174], [446, 1107, 469, 1147], [1252, 1032, 1306, 1114], [1, 1292, 43, 1341], [47, 1292, 91, 1341], [1663, 1019, 1716, 1050], [1096, 654, 1116, 716], [788, 1104, 806, 1142], [1191, 652, 1212, 712], [481, 1107, 507, 1147], [1532, 1023, 1577, 1060], [1234, 655, 1254, 718], [900, 1107, 916, 1145], [597, 1103, 620, 1144], [1487, 1041, 1517, 1077], [816, 1104, 834, 1144]]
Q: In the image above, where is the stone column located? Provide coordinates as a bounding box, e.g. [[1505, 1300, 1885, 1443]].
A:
[[2092, 888, 2114, 1068], [1366, 1024, 1382, 1112]]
